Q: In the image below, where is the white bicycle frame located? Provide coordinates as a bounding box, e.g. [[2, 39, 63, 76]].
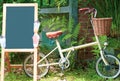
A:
[[37, 37, 108, 67], [37, 8, 109, 67]]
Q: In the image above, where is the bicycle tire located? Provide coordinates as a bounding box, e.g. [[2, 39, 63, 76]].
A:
[[23, 52, 49, 79], [96, 54, 120, 79]]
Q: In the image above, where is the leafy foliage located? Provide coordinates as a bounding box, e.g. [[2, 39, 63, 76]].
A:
[[41, 16, 80, 46], [108, 37, 120, 49], [92, 36, 107, 56], [39, 0, 68, 8]]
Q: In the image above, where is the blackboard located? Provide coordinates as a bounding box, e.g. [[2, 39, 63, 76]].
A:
[[3, 4, 37, 49]]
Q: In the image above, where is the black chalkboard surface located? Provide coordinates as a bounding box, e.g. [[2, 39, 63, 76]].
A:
[[5, 6, 35, 49]]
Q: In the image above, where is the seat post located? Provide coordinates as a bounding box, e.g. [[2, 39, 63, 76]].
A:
[[55, 39, 64, 59]]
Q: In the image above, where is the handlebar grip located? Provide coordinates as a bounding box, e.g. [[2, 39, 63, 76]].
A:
[[84, 8, 96, 14], [79, 8, 90, 11]]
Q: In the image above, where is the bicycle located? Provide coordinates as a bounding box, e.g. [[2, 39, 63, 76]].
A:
[[23, 8, 120, 79]]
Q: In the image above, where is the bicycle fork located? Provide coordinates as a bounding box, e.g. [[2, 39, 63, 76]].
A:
[[95, 35, 109, 66]]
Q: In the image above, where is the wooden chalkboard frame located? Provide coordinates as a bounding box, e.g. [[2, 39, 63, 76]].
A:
[[2, 3, 38, 50], [1, 3, 38, 81]]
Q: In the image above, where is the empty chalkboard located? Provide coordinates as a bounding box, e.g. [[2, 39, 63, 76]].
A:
[[3, 4, 37, 49]]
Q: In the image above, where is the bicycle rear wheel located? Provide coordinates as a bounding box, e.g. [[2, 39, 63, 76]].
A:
[[23, 52, 49, 79], [96, 54, 120, 79]]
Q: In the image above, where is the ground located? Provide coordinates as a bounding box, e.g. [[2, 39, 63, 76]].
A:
[[1, 67, 120, 81]]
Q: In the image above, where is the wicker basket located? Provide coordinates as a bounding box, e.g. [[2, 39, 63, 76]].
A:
[[92, 18, 112, 36]]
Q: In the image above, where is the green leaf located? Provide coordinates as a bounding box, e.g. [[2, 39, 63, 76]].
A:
[[62, 34, 72, 42]]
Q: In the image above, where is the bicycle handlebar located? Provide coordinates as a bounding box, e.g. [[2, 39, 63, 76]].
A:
[[80, 8, 97, 18]]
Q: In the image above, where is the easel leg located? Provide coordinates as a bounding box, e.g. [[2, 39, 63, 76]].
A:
[[33, 48, 37, 81], [1, 49, 5, 81]]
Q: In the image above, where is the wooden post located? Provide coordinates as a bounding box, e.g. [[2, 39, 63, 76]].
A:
[[69, 0, 78, 25], [33, 48, 37, 81], [1, 49, 5, 81]]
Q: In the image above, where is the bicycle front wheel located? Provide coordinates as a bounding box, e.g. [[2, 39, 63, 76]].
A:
[[96, 54, 120, 79], [23, 52, 49, 79]]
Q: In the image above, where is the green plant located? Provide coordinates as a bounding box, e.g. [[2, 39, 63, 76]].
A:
[[87, 0, 111, 18], [41, 16, 80, 46], [92, 36, 108, 56], [54, 0, 68, 9], [39, 0, 68, 8], [78, 0, 90, 8], [41, 16, 66, 32], [108, 37, 120, 49]]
